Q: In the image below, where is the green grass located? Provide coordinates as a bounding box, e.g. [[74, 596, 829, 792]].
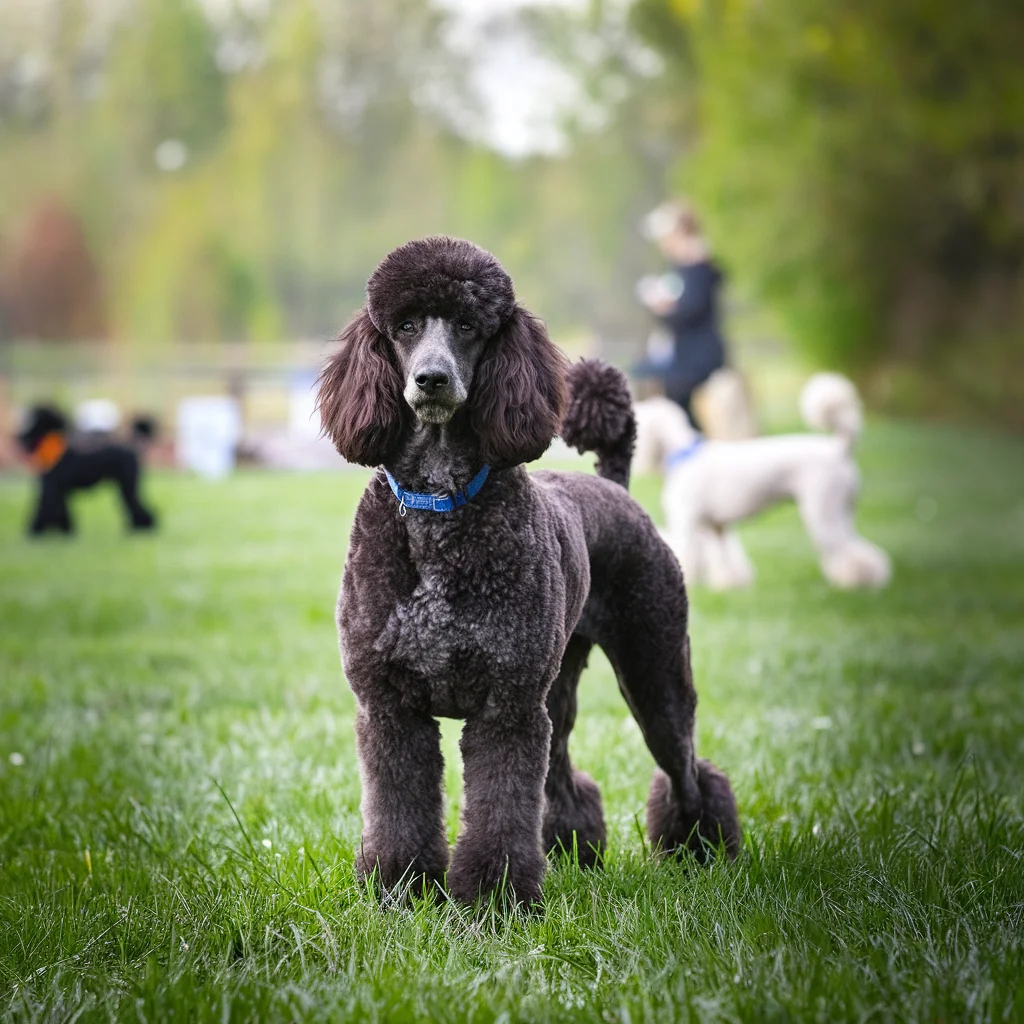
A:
[[1, 420, 1023, 1022]]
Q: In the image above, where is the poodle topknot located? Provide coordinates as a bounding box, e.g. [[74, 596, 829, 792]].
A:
[[318, 236, 740, 908], [366, 236, 516, 338]]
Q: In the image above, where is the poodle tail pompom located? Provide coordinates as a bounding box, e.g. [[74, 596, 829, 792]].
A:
[[799, 372, 863, 449], [561, 359, 636, 488]]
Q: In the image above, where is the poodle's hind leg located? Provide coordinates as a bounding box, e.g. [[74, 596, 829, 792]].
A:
[[115, 455, 156, 530], [605, 631, 740, 862], [796, 473, 889, 588], [543, 634, 606, 868], [822, 537, 892, 588]]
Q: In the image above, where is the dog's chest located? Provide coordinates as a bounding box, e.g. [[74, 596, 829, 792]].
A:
[[340, 481, 569, 716], [374, 557, 525, 680], [357, 542, 558, 716]]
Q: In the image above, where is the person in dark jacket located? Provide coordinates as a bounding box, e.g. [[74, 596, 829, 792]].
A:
[[635, 201, 728, 428]]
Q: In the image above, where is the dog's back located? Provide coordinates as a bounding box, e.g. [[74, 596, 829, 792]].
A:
[[668, 432, 853, 524]]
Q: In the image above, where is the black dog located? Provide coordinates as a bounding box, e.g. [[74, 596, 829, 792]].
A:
[[317, 237, 740, 908], [17, 405, 157, 536]]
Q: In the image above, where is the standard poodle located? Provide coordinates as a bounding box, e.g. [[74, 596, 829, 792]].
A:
[[17, 404, 157, 535], [316, 236, 740, 908], [634, 373, 892, 589]]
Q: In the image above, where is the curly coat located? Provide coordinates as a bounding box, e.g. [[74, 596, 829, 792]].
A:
[[318, 237, 740, 907]]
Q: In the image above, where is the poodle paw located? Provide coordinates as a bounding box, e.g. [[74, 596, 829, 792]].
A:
[[355, 840, 449, 900], [543, 769, 607, 868], [646, 761, 741, 862], [447, 837, 546, 908], [823, 541, 892, 589]]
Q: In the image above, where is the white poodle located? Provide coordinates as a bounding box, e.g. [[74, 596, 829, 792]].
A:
[[634, 373, 891, 590]]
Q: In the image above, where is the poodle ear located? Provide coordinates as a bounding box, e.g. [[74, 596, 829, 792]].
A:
[[469, 306, 569, 467], [316, 307, 408, 466]]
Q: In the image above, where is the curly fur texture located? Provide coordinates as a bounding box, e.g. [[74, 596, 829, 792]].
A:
[[562, 359, 636, 488], [316, 310, 412, 467], [319, 237, 740, 908]]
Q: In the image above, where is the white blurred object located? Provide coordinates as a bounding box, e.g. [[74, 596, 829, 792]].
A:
[[287, 371, 321, 438], [246, 431, 347, 471], [176, 396, 242, 479], [75, 398, 121, 434], [155, 138, 189, 172], [635, 272, 684, 309]]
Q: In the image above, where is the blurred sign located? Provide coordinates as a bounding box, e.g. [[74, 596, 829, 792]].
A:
[[288, 371, 320, 439], [176, 396, 242, 479]]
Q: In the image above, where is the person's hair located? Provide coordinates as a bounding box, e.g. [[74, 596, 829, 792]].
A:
[[675, 203, 701, 239], [643, 200, 703, 244]]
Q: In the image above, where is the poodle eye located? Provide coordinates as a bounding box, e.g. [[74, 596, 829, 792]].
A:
[[399, 321, 415, 334], [458, 322, 473, 333]]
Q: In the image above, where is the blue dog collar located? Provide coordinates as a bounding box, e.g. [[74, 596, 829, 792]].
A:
[[384, 464, 491, 515], [664, 438, 703, 470]]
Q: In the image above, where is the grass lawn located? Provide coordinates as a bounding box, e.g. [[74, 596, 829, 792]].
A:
[[1, 420, 1023, 1022]]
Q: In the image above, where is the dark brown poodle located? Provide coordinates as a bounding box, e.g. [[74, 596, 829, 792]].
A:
[[317, 236, 740, 908]]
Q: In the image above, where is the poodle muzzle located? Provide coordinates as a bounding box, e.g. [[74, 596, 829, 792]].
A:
[[402, 318, 470, 424]]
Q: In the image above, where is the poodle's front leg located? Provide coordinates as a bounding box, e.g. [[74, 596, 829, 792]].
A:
[[29, 478, 72, 535], [704, 526, 754, 589], [448, 703, 551, 908], [354, 701, 448, 898]]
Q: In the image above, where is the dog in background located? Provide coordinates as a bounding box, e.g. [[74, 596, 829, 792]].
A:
[[316, 237, 740, 908], [17, 404, 157, 536], [634, 373, 891, 590], [691, 366, 758, 440]]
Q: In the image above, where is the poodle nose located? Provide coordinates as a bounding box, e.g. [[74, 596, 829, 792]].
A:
[[415, 371, 450, 395]]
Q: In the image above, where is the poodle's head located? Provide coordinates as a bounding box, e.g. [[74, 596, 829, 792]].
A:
[[16, 405, 68, 455], [317, 237, 567, 468]]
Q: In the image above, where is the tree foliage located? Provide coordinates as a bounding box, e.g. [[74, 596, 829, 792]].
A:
[[0, 0, 669, 349], [633, 0, 1024, 423], [1, 0, 1020, 425]]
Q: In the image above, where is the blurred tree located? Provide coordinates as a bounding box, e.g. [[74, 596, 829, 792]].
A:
[[4, 198, 106, 341], [2, 0, 1022, 426], [0, 0, 674, 351], [101, 0, 227, 168], [0, 229, 13, 341], [633, 0, 1024, 425]]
